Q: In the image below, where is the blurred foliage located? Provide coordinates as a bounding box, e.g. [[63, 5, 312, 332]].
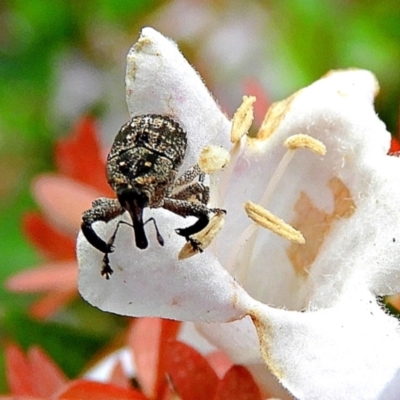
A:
[[0, 0, 399, 393], [0, 0, 158, 392], [2, 311, 110, 378], [267, 0, 400, 134]]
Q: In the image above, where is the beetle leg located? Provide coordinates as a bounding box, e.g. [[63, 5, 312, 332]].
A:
[[99, 219, 140, 279], [162, 198, 225, 248], [174, 164, 202, 186], [169, 181, 209, 205], [81, 197, 124, 254]]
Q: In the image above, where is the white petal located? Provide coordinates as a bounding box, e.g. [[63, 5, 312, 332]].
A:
[[378, 368, 400, 400], [196, 320, 296, 398], [77, 211, 248, 322], [196, 317, 262, 364], [78, 29, 246, 323], [177, 322, 218, 354], [125, 27, 231, 170], [248, 286, 400, 400], [218, 69, 400, 309], [85, 349, 134, 382]]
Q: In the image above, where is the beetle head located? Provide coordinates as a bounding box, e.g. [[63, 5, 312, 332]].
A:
[[116, 186, 149, 249], [107, 147, 176, 207]]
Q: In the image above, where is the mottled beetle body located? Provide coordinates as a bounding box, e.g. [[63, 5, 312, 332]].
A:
[[106, 116, 187, 250], [82, 114, 224, 278], [107, 115, 187, 207]]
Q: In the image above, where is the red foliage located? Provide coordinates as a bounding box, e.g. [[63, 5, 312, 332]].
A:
[[129, 318, 181, 399], [214, 366, 263, 400], [5, 344, 67, 398], [129, 318, 263, 400], [8, 115, 110, 318], [163, 340, 219, 400], [58, 380, 146, 400], [390, 137, 400, 154], [55, 116, 112, 195], [22, 212, 75, 260], [4, 319, 264, 400]]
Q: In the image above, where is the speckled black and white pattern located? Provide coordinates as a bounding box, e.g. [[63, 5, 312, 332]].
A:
[[81, 115, 225, 278]]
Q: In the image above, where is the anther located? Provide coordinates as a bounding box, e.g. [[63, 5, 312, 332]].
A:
[[199, 145, 230, 174], [231, 95, 256, 143], [244, 201, 305, 244], [284, 134, 326, 156], [216, 96, 255, 204]]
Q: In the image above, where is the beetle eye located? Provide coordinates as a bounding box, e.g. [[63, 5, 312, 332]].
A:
[[118, 160, 131, 173], [136, 154, 158, 175]]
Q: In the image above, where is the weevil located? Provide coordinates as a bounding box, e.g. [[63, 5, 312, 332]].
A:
[[81, 114, 225, 278]]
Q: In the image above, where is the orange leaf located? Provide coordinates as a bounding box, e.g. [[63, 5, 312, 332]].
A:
[[28, 347, 67, 397], [206, 351, 233, 378], [29, 288, 77, 319], [6, 261, 77, 292], [32, 175, 102, 235], [55, 116, 112, 195], [129, 319, 161, 398], [0, 396, 42, 400], [162, 340, 219, 400], [5, 344, 35, 396], [57, 380, 147, 400], [5, 344, 67, 398], [155, 320, 182, 399], [390, 137, 400, 154], [0, 397, 41, 400], [129, 318, 180, 399], [213, 366, 262, 400], [109, 361, 132, 390], [22, 213, 75, 260]]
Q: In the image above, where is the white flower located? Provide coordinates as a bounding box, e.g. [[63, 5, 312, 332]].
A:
[[77, 27, 400, 400]]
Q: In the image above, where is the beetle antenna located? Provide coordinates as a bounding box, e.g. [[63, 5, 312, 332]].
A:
[[112, 218, 164, 247], [144, 217, 164, 246]]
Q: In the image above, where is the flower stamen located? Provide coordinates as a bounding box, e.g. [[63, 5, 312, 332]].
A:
[[284, 134, 326, 155], [260, 134, 326, 207], [244, 201, 305, 244], [212, 96, 256, 206], [225, 134, 326, 279], [198, 145, 230, 174], [230, 95, 256, 144]]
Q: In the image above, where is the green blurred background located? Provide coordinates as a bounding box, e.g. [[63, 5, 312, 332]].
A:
[[0, 0, 399, 392]]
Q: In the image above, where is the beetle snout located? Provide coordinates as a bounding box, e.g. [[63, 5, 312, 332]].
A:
[[117, 187, 149, 209]]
